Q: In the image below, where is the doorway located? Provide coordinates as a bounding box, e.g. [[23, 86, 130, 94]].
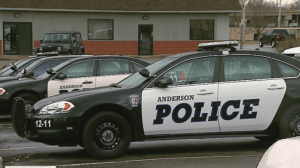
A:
[[3, 22, 32, 55], [138, 25, 153, 55]]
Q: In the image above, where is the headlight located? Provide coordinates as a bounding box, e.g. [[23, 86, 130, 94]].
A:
[[39, 47, 43, 51], [0, 88, 5, 95], [39, 101, 74, 115]]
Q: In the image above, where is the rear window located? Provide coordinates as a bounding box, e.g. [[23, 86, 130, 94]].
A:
[[273, 29, 288, 35]]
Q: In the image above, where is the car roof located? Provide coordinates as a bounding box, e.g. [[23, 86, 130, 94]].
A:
[[64, 55, 150, 66]]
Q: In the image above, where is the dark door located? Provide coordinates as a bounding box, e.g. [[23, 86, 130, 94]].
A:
[[3, 22, 32, 55], [138, 25, 153, 55]]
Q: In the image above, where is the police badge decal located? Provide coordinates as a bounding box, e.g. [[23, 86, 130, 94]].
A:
[[129, 95, 139, 107]]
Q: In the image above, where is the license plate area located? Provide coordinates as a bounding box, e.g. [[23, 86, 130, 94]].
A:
[[35, 119, 52, 128]]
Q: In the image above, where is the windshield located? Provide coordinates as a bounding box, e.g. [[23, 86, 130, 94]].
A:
[[118, 58, 175, 88], [14, 59, 43, 78], [43, 33, 71, 43], [0, 59, 25, 75], [36, 59, 75, 80], [1, 58, 36, 76]]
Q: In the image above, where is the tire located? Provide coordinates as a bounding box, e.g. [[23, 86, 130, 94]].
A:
[[271, 40, 276, 48], [13, 93, 39, 114], [82, 112, 131, 159], [259, 40, 263, 47], [278, 105, 300, 139]]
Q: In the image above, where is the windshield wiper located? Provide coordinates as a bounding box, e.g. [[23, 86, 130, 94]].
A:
[[109, 83, 121, 88]]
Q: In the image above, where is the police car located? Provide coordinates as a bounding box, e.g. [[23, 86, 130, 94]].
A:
[[12, 41, 300, 159], [1, 55, 149, 116]]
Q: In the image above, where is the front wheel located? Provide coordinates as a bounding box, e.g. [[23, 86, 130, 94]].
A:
[[259, 40, 263, 47], [82, 112, 131, 159], [279, 105, 300, 139]]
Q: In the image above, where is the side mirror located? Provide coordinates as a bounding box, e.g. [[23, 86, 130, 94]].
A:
[[139, 68, 150, 78], [155, 77, 173, 87], [10, 65, 17, 71], [57, 73, 67, 80], [46, 68, 56, 74], [40, 39, 43, 44], [27, 71, 34, 78]]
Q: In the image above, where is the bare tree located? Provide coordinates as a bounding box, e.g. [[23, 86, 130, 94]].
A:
[[246, 0, 278, 37]]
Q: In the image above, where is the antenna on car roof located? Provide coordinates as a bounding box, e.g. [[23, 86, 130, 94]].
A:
[[197, 41, 238, 52]]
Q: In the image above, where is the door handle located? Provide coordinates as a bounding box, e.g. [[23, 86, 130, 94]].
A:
[[197, 89, 214, 95], [82, 81, 93, 84], [267, 84, 284, 90]]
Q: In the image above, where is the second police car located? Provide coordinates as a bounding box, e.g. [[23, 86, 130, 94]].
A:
[[1, 55, 149, 115], [12, 41, 300, 159]]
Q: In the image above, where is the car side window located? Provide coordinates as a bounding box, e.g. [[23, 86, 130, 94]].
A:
[[99, 60, 130, 75], [132, 63, 143, 72], [61, 61, 96, 78], [162, 57, 216, 86], [274, 61, 299, 78], [223, 56, 271, 81], [265, 30, 272, 35], [33, 59, 64, 77]]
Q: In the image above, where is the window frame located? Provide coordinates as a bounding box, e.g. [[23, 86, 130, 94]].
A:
[[190, 20, 215, 41], [88, 19, 114, 40]]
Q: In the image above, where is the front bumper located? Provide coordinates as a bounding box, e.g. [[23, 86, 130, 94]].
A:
[[12, 97, 81, 146]]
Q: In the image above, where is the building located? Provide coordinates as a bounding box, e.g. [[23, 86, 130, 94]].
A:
[[0, 0, 241, 56]]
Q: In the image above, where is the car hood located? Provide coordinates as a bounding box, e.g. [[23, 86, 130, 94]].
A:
[[0, 77, 35, 87], [257, 137, 300, 168], [0, 76, 19, 84], [39, 43, 69, 47], [34, 86, 121, 108], [282, 47, 300, 54]]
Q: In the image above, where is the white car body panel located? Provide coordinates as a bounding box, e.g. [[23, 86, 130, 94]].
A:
[[218, 79, 286, 132], [142, 84, 220, 135]]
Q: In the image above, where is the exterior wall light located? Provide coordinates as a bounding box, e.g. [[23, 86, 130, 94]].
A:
[[143, 16, 149, 20], [14, 13, 21, 18]]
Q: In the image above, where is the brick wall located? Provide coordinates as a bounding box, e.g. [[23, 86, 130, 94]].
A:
[[34, 40, 211, 56]]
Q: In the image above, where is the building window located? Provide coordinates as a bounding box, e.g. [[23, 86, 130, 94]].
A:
[[190, 20, 214, 40], [88, 19, 114, 40]]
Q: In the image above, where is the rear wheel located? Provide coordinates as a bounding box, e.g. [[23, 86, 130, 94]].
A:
[[271, 40, 276, 48], [82, 112, 131, 159], [279, 105, 300, 139]]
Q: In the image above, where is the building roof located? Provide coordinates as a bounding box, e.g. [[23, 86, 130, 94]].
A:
[[0, 0, 242, 13]]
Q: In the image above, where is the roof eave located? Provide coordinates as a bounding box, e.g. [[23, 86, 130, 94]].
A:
[[0, 8, 242, 13]]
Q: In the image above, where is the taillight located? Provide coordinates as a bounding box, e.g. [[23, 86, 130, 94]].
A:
[[277, 35, 280, 40]]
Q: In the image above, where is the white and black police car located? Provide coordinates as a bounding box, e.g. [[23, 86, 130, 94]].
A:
[[12, 41, 300, 159], [1, 55, 149, 116]]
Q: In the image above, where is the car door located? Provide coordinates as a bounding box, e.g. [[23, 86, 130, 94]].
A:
[[95, 60, 132, 87], [218, 56, 286, 132], [47, 60, 96, 97], [262, 30, 272, 43], [142, 57, 220, 135]]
